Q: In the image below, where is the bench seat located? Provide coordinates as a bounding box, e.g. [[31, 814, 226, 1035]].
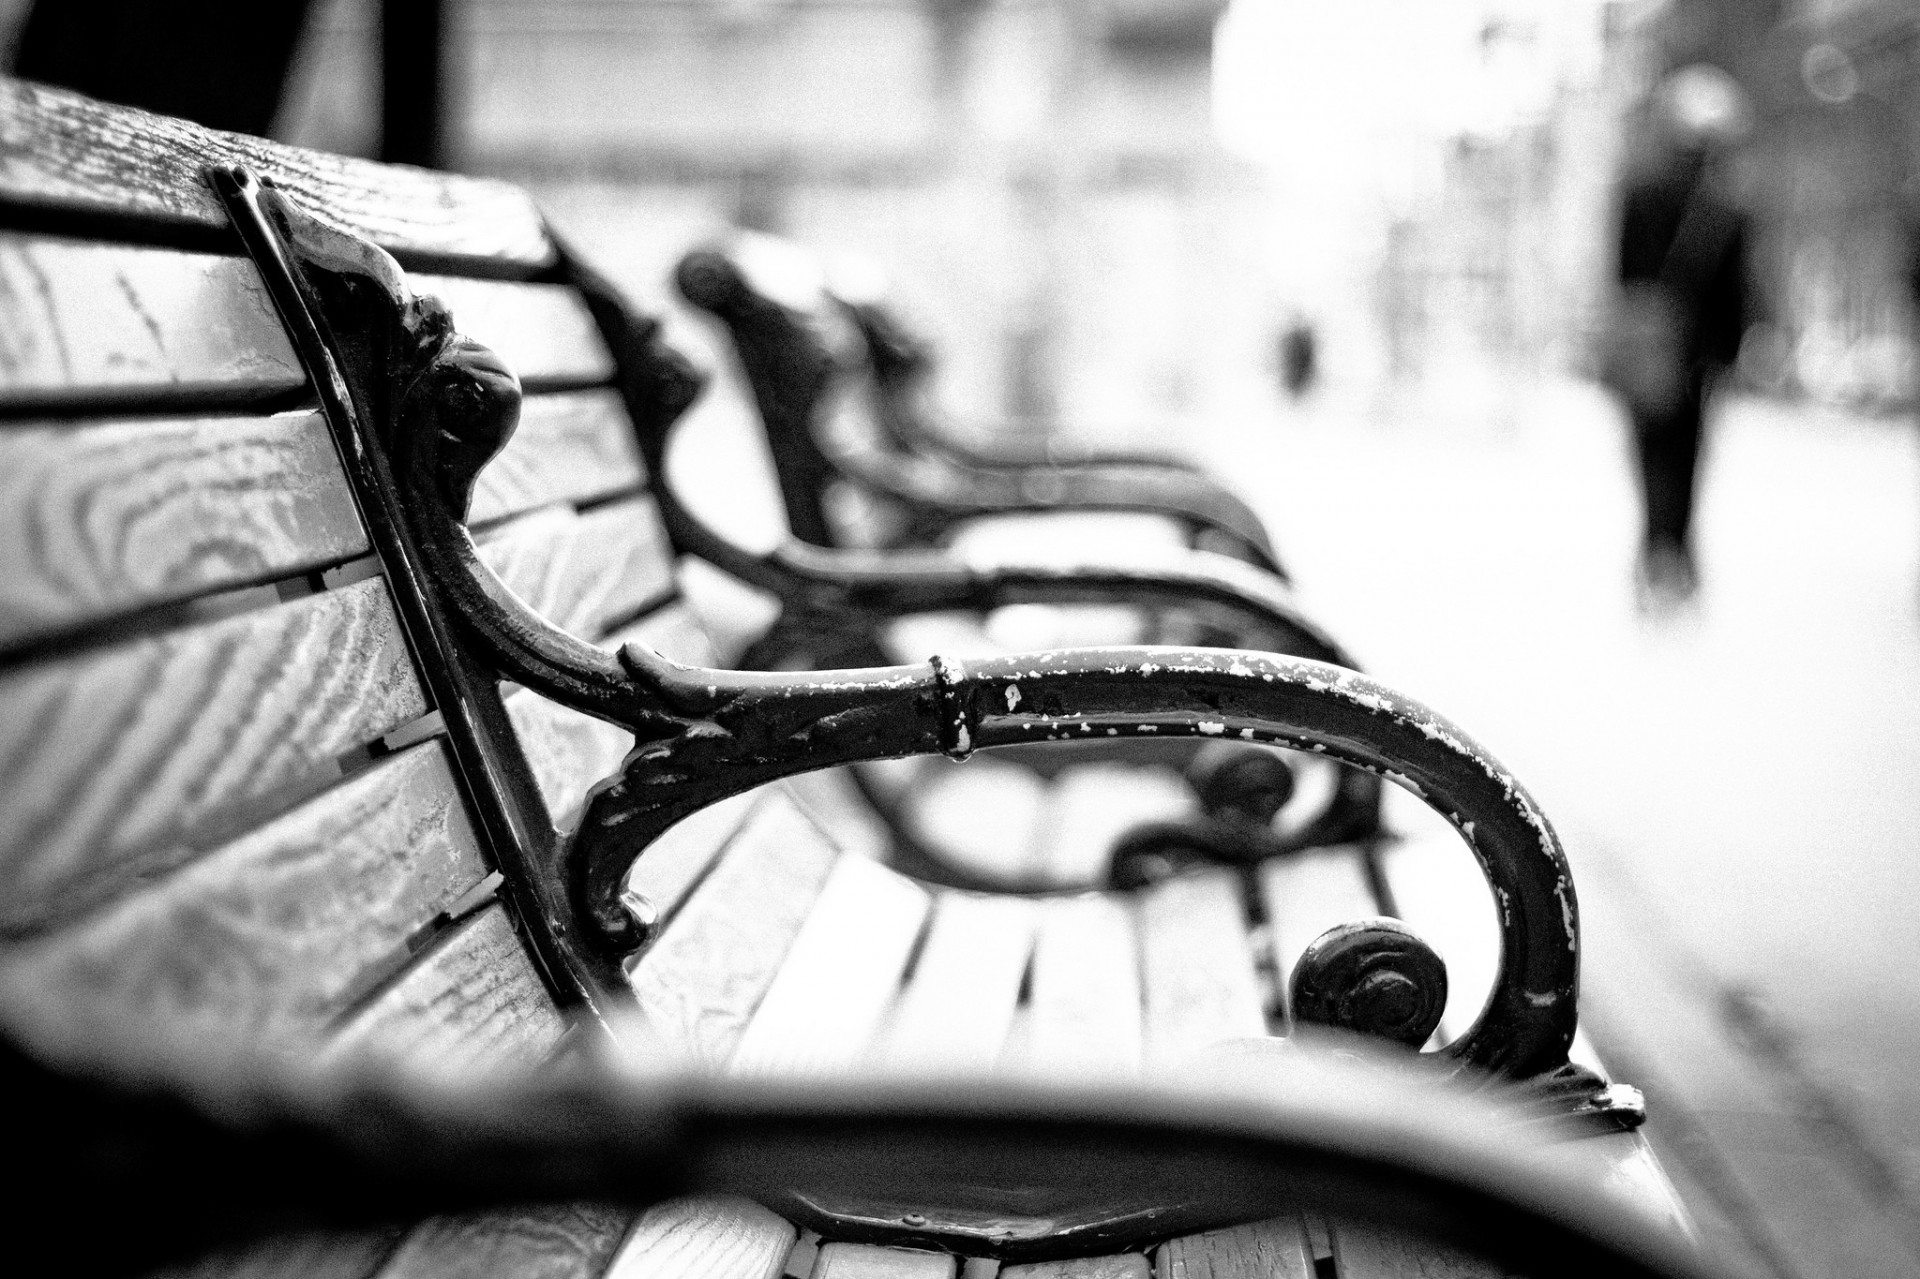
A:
[[0, 76, 1689, 1279]]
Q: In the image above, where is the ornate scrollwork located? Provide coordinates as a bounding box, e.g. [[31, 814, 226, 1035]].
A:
[[215, 167, 1583, 1084]]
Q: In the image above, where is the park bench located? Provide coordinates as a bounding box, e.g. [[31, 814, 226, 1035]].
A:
[[673, 236, 1284, 576], [0, 78, 1691, 1279]]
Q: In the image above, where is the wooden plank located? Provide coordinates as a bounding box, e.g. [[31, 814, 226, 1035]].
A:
[[0, 234, 303, 408], [504, 687, 633, 833], [626, 792, 762, 933], [728, 854, 932, 1077], [1326, 1221, 1507, 1279], [501, 608, 704, 832], [477, 499, 675, 641], [621, 795, 840, 1070], [616, 602, 717, 667], [0, 238, 608, 409], [1003, 1256, 1149, 1279], [0, 408, 365, 648], [470, 389, 647, 527], [811, 1244, 955, 1279], [1257, 848, 1383, 1026], [320, 903, 568, 1077], [158, 1229, 404, 1279], [0, 741, 487, 1049], [0, 576, 426, 928], [1022, 893, 1143, 1078], [424, 275, 613, 386], [0, 78, 554, 269], [376, 1204, 633, 1279], [605, 1196, 797, 1279], [1155, 1219, 1315, 1279], [1021, 764, 1194, 888], [881, 891, 1036, 1072], [1136, 869, 1268, 1068]]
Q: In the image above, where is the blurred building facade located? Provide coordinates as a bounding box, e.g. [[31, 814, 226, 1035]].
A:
[[258, 0, 1920, 427]]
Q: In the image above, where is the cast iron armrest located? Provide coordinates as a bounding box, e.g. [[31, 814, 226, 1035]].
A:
[[219, 169, 1575, 1082], [5, 1025, 1716, 1279], [840, 294, 1205, 473], [673, 245, 1284, 576]]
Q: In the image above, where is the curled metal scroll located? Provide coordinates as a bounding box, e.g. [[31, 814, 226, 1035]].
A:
[[214, 168, 1578, 1083]]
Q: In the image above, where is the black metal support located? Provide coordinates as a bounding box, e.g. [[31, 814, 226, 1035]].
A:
[[216, 166, 1590, 1089], [379, 0, 447, 168], [674, 245, 1288, 576]]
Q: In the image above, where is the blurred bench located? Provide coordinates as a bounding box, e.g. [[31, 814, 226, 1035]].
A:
[[0, 77, 1684, 1279], [673, 235, 1284, 576]]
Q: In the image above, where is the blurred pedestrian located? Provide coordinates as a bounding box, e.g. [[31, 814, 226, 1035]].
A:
[[1603, 65, 1757, 608]]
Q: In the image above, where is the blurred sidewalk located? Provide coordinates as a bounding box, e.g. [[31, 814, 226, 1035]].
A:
[[1211, 382, 1920, 1278]]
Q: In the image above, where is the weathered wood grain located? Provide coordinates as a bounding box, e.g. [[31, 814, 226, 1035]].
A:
[[728, 854, 931, 1076], [152, 1229, 404, 1279], [377, 1204, 634, 1279], [501, 609, 708, 832], [0, 408, 364, 648], [622, 795, 839, 1070], [0, 238, 610, 410], [1022, 893, 1143, 1078], [605, 1196, 797, 1279], [0, 741, 487, 1049], [811, 1244, 955, 1279], [1003, 1255, 1148, 1279], [1256, 848, 1382, 1026], [626, 792, 760, 932], [0, 576, 425, 927], [0, 234, 303, 408], [0, 78, 554, 268], [477, 499, 675, 642], [1325, 1222, 1511, 1279], [425, 275, 613, 386], [321, 903, 567, 1077], [1135, 870, 1268, 1068], [1154, 1219, 1315, 1279], [469, 389, 647, 527], [881, 891, 1035, 1072]]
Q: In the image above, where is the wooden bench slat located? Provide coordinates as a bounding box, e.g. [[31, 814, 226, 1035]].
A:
[[477, 500, 675, 642], [0, 740, 487, 1047], [375, 1204, 634, 1279], [0, 408, 365, 649], [470, 389, 647, 527], [1257, 849, 1381, 1026], [0, 576, 425, 927], [0, 79, 554, 269], [156, 1229, 406, 1279], [811, 1244, 955, 1279], [425, 275, 614, 386], [0, 235, 304, 409], [320, 902, 568, 1076], [1022, 894, 1143, 1078], [1004, 1256, 1149, 1279], [1326, 1222, 1504, 1279], [880, 891, 1036, 1072], [1154, 1219, 1315, 1279], [605, 1196, 797, 1279], [0, 237, 609, 410], [503, 607, 707, 831], [728, 854, 931, 1077], [622, 795, 840, 1070], [1136, 870, 1268, 1068], [1021, 765, 1194, 888]]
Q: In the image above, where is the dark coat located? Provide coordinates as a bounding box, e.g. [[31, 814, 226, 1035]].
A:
[[1618, 150, 1752, 369]]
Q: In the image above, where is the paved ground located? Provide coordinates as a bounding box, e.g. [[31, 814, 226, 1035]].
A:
[[1182, 382, 1920, 1278]]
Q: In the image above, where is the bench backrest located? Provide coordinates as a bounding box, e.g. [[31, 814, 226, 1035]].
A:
[[0, 78, 752, 1082]]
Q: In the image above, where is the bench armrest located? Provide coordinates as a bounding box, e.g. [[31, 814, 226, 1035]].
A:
[[673, 244, 1283, 574], [219, 171, 1576, 1083], [6, 1027, 1712, 1279]]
